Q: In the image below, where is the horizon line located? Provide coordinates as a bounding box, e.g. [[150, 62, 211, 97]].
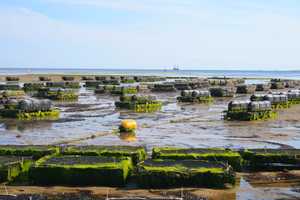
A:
[[0, 66, 299, 72]]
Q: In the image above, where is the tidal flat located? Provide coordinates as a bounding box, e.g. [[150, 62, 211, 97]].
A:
[[0, 74, 299, 200]]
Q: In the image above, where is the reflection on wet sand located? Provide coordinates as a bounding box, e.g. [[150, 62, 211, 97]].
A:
[[2, 171, 300, 200], [119, 132, 137, 142]]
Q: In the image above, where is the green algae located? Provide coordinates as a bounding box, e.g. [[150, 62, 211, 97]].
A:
[[29, 155, 133, 186], [177, 96, 214, 104], [0, 109, 60, 120], [61, 145, 146, 164], [0, 145, 59, 160], [23, 83, 45, 92], [224, 110, 278, 121], [0, 156, 32, 183], [152, 147, 242, 171], [37, 88, 78, 101], [240, 149, 300, 171], [137, 159, 235, 188], [1, 90, 25, 97]]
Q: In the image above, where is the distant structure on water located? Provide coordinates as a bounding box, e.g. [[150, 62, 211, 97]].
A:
[[173, 65, 180, 71]]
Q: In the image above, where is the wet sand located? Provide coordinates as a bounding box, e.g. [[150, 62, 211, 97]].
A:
[[1, 86, 299, 150], [2, 171, 300, 200], [0, 74, 300, 200]]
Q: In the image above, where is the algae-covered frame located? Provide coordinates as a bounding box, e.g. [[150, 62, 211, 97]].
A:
[[152, 147, 242, 171], [240, 149, 300, 171], [137, 159, 236, 189], [61, 145, 147, 164], [224, 110, 277, 121], [177, 96, 214, 104], [29, 155, 133, 186], [0, 156, 32, 183], [0, 145, 59, 160], [0, 109, 60, 120]]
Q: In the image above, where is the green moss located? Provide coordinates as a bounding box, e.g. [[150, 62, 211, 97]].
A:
[[29, 155, 133, 186], [115, 101, 162, 113], [152, 84, 176, 92], [137, 159, 235, 188], [0, 109, 60, 120], [0, 156, 32, 183], [236, 85, 256, 94], [2, 90, 25, 97], [111, 87, 138, 95], [0, 84, 21, 90], [37, 89, 78, 101], [289, 99, 300, 105], [85, 81, 104, 88], [240, 149, 300, 171], [23, 83, 45, 92], [0, 145, 59, 160], [209, 88, 235, 97], [121, 79, 136, 84], [61, 146, 146, 164], [152, 147, 242, 171], [271, 102, 291, 109], [224, 110, 278, 121], [177, 96, 214, 104]]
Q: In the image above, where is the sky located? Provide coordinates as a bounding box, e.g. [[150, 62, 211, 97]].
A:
[[0, 0, 300, 70]]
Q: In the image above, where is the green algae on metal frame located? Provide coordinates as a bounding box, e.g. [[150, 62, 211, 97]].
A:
[[137, 159, 236, 188], [29, 155, 133, 186], [224, 110, 278, 121], [152, 147, 242, 171], [0, 109, 60, 120], [240, 149, 300, 171], [61, 145, 146, 164], [0, 145, 59, 160], [0, 156, 33, 183]]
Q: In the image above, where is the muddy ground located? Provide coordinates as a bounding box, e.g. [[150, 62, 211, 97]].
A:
[[0, 75, 300, 200], [1, 171, 300, 200]]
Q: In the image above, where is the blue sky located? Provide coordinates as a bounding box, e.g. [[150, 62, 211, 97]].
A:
[[0, 0, 300, 70]]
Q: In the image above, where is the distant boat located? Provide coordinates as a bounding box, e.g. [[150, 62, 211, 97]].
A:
[[172, 65, 180, 71]]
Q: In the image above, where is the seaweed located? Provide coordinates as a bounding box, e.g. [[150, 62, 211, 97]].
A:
[[0, 109, 60, 120], [236, 85, 256, 94], [152, 147, 242, 171], [0, 84, 21, 91], [85, 81, 106, 88], [271, 102, 291, 109], [37, 88, 78, 101], [177, 96, 213, 104], [137, 159, 235, 188], [110, 86, 138, 95], [115, 101, 162, 112], [240, 149, 300, 171], [0, 156, 32, 183], [152, 84, 176, 92], [29, 155, 133, 186], [61, 146, 146, 164], [0, 145, 59, 160], [224, 110, 277, 121], [1, 90, 25, 98], [209, 87, 235, 97], [23, 83, 45, 92], [115, 95, 162, 112]]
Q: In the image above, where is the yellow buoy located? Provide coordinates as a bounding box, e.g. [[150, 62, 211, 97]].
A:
[[120, 119, 137, 132]]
